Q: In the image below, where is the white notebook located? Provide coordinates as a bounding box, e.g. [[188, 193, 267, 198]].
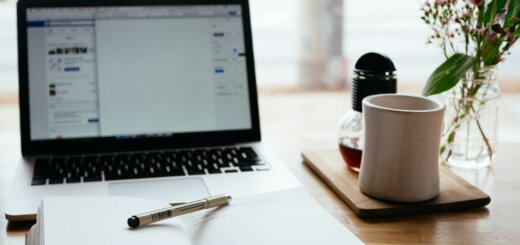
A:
[[26, 187, 363, 245]]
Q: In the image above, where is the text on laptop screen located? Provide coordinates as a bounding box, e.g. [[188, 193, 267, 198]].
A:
[[26, 5, 252, 140]]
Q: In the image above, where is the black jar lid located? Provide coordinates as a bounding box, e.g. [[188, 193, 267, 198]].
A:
[[352, 52, 397, 112]]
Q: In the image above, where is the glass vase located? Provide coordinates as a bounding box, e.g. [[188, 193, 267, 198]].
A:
[[441, 66, 500, 169]]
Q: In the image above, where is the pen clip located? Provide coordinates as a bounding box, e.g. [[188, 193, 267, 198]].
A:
[[168, 202, 187, 207]]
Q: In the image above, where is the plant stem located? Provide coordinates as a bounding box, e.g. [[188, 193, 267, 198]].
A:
[[475, 117, 494, 159], [444, 68, 496, 162]]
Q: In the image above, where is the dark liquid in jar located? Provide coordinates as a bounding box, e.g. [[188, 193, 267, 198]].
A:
[[338, 143, 362, 172]]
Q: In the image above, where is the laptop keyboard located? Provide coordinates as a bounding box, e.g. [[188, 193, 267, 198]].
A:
[[31, 146, 270, 185]]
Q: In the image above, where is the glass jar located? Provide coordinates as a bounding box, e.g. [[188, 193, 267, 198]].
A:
[[338, 110, 363, 172], [441, 66, 500, 169]]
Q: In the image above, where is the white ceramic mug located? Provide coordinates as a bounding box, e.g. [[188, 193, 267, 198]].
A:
[[358, 94, 445, 202]]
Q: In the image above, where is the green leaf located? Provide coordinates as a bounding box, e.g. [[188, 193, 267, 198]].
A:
[[484, 0, 507, 25], [481, 38, 503, 65], [504, 0, 520, 27], [422, 54, 476, 96], [448, 131, 455, 143]]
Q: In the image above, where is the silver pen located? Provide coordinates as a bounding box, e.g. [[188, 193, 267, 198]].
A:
[[127, 193, 232, 228]]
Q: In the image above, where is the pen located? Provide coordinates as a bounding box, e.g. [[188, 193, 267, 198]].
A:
[[127, 193, 232, 228]]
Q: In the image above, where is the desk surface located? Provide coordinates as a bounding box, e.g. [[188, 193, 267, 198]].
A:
[[2, 92, 520, 244]]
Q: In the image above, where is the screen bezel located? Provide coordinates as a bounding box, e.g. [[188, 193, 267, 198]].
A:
[[17, 0, 261, 156]]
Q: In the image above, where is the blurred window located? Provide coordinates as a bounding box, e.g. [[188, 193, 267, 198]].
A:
[[0, 1, 17, 93], [1, 0, 519, 93]]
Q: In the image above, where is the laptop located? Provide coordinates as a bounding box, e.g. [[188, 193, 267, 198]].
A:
[[6, 0, 300, 221]]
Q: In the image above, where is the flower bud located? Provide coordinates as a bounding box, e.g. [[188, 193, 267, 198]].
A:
[[485, 29, 498, 41], [506, 32, 517, 44], [492, 24, 505, 34]]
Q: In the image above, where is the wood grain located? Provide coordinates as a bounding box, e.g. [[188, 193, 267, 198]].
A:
[[302, 150, 491, 218]]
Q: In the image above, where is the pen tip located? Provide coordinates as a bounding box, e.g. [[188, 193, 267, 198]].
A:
[[127, 216, 140, 228]]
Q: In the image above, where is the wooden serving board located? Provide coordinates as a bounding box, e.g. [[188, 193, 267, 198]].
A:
[[302, 150, 491, 218]]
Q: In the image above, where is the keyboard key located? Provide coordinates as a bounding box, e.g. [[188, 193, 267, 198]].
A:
[[187, 169, 206, 175], [166, 167, 185, 177], [66, 177, 81, 183], [49, 177, 64, 184], [84, 175, 102, 182], [105, 167, 129, 181], [208, 169, 222, 174], [239, 166, 253, 172]]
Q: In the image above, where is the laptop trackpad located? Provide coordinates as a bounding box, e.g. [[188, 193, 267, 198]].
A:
[[108, 178, 209, 203]]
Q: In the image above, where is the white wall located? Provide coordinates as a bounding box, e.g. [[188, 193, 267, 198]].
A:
[[0, 2, 18, 92]]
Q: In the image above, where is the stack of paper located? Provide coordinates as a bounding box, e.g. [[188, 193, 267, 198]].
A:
[[26, 187, 363, 245]]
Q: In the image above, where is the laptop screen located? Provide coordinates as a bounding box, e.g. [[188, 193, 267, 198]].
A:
[[26, 5, 252, 141]]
